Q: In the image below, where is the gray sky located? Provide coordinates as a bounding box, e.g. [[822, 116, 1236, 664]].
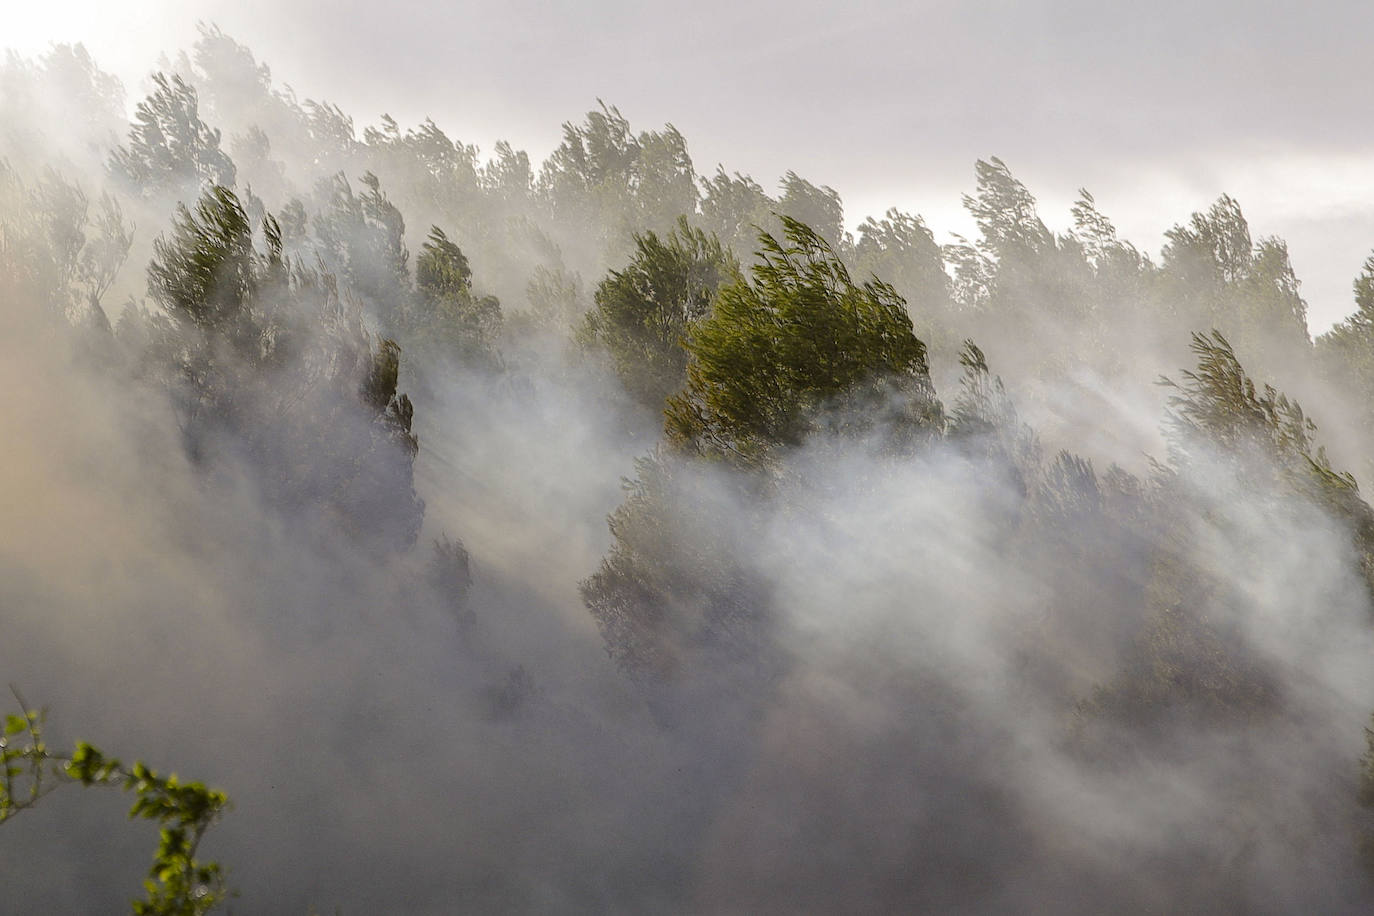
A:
[[11, 0, 1374, 330]]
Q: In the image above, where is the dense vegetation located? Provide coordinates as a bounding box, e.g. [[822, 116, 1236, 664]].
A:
[[7, 26, 1374, 914]]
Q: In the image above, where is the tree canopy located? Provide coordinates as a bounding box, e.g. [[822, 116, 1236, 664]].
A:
[[665, 216, 942, 466]]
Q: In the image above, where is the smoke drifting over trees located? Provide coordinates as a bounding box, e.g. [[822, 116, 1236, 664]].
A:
[[7, 25, 1374, 914]]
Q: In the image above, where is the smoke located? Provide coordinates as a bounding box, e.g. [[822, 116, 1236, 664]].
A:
[[4, 29, 1374, 916]]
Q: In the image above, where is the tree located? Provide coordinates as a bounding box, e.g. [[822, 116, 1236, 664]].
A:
[[141, 185, 424, 552], [664, 216, 942, 467], [1160, 331, 1348, 494], [580, 448, 770, 688], [148, 184, 272, 343], [1076, 333, 1374, 745], [853, 208, 953, 353], [581, 217, 733, 410], [1317, 254, 1374, 439], [479, 140, 534, 209], [523, 264, 585, 331], [538, 101, 698, 265], [109, 73, 236, 195], [311, 171, 410, 328], [1161, 197, 1311, 372], [777, 171, 846, 253], [0, 163, 131, 329], [0, 43, 127, 175], [962, 156, 1052, 256], [697, 167, 774, 261], [411, 225, 503, 366], [943, 158, 1070, 341], [1163, 194, 1253, 287], [363, 116, 482, 223]]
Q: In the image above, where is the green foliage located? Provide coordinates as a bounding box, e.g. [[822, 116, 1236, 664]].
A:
[[1316, 255, 1374, 438], [582, 216, 733, 410], [148, 185, 272, 342], [948, 340, 1039, 476], [141, 184, 424, 552], [854, 209, 948, 304], [364, 117, 481, 206], [109, 72, 236, 193], [1, 691, 229, 914], [580, 449, 769, 682], [664, 216, 941, 466], [479, 140, 535, 206], [1160, 331, 1352, 494], [944, 159, 1116, 383], [410, 225, 502, 365], [1076, 335, 1374, 751], [416, 224, 472, 298]]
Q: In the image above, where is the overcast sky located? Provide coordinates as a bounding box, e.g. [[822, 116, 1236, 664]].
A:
[[9, 0, 1374, 330]]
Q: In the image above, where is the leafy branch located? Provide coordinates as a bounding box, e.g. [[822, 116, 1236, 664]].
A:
[[1, 685, 231, 915]]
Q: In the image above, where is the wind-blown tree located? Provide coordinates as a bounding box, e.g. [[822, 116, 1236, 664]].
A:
[[139, 184, 423, 551], [581, 216, 734, 411], [1078, 332, 1374, 739], [1160, 332, 1349, 491], [363, 116, 482, 225], [580, 447, 770, 688], [1160, 196, 1311, 373], [1320, 254, 1374, 352], [109, 73, 236, 195], [943, 157, 1054, 319], [170, 24, 320, 168], [584, 217, 946, 691], [939, 159, 1175, 390], [777, 170, 847, 254], [943, 159, 1087, 373], [479, 140, 535, 211], [310, 171, 410, 328], [537, 102, 697, 268], [1317, 255, 1374, 473], [1066, 189, 1154, 333], [0, 43, 126, 175], [299, 100, 361, 177], [665, 216, 943, 468], [0, 163, 131, 330], [946, 340, 1040, 494], [697, 167, 775, 262], [409, 224, 502, 367], [522, 264, 586, 332], [854, 208, 955, 358]]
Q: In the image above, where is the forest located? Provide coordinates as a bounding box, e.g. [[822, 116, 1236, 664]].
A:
[[6, 25, 1374, 914]]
